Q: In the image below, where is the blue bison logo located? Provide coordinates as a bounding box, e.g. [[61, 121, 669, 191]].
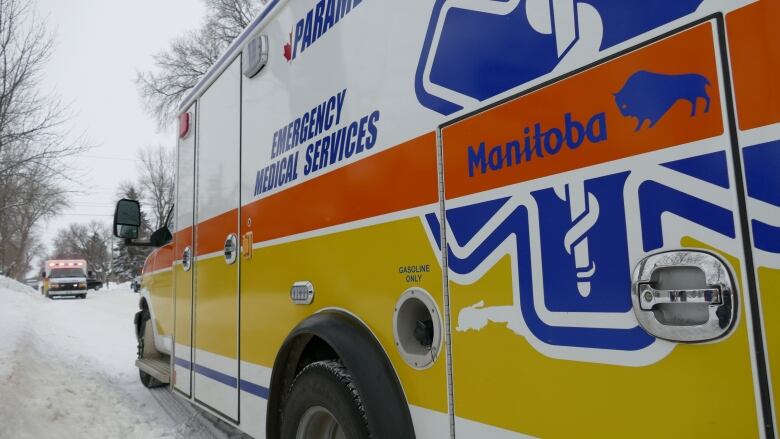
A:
[[614, 71, 711, 131]]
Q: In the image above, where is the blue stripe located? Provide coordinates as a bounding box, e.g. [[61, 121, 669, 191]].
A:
[[175, 356, 192, 369], [180, 0, 282, 111], [193, 363, 238, 388], [240, 379, 270, 399], [174, 357, 269, 400]]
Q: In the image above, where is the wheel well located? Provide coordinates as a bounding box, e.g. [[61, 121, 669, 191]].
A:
[[296, 335, 339, 372], [266, 311, 415, 439], [135, 298, 149, 338], [266, 334, 338, 436]]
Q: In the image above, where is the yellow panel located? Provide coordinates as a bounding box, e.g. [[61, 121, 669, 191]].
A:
[[174, 264, 192, 346], [758, 267, 780, 411], [195, 256, 238, 359], [147, 269, 174, 336], [449, 237, 758, 438], [240, 217, 448, 413]]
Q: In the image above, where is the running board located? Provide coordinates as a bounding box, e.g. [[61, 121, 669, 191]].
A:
[[136, 356, 171, 384]]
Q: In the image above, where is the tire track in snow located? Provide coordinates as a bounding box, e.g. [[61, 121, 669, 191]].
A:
[[0, 286, 227, 439]]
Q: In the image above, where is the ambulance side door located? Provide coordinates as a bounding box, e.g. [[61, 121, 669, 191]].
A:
[[439, 19, 768, 438]]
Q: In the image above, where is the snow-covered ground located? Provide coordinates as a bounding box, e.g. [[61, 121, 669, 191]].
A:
[[0, 278, 234, 439]]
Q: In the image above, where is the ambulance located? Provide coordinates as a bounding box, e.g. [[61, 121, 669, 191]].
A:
[[40, 259, 88, 299], [113, 0, 780, 437]]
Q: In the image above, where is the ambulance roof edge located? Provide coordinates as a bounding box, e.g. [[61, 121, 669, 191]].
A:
[[177, 0, 283, 114]]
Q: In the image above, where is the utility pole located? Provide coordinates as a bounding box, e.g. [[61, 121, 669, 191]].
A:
[[106, 229, 113, 289]]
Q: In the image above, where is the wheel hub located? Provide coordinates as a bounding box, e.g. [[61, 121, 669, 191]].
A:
[[296, 406, 346, 439]]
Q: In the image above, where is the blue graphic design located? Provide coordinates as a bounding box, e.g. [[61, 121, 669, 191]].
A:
[[426, 213, 442, 249], [416, 0, 704, 115], [431, 200, 654, 351], [743, 141, 780, 254], [446, 197, 510, 246], [743, 140, 780, 207], [532, 173, 632, 312], [430, 159, 736, 351], [429, 3, 560, 102], [661, 151, 730, 189], [638, 181, 735, 252], [584, 0, 704, 49], [752, 220, 780, 253], [614, 71, 711, 131]]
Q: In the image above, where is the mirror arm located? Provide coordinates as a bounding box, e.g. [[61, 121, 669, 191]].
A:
[[123, 238, 158, 248]]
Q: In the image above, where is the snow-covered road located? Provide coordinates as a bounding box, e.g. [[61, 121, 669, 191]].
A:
[[0, 278, 230, 439]]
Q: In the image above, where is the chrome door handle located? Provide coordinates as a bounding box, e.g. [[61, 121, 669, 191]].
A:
[[224, 233, 238, 265], [182, 246, 192, 272], [632, 250, 737, 343], [638, 285, 721, 310]]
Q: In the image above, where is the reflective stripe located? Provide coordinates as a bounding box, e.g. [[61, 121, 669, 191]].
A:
[[174, 357, 270, 399]]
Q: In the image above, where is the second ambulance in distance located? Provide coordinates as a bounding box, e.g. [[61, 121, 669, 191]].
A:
[[41, 259, 88, 299]]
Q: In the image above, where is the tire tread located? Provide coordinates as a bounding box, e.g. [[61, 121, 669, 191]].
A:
[[285, 360, 371, 438]]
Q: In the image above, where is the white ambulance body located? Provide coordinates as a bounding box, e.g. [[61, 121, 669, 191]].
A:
[[124, 0, 780, 437]]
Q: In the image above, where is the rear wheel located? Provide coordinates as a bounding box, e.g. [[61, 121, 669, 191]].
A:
[[139, 369, 162, 388], [281, 360, 370, 439]]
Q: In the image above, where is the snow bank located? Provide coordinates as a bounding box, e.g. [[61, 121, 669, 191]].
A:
[[0, 280, 218, 438], [0, 275, 37, 295], [110, 281, 132, 291], [0, 282, 35, 385]]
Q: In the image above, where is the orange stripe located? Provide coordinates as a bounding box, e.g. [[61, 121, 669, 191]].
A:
[[174, 227, 193, 261], [242, 132, 438, 243], [195, 209, 238, 256], [727, 0, 780, 131], [152, 244, 174, 272], [442, 23, 723, 199]]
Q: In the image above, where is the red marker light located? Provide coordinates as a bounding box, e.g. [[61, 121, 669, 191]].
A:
[[179, 112, 191, 139]]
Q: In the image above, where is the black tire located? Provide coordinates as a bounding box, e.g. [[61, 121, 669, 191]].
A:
[[139, 369, 162, 388], [80, 294, 87, 299], [281, 360, 370, 439], [137, 309, 164, 389]]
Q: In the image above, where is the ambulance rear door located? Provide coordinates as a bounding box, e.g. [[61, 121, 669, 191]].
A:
[[173, 102, 196, 397], [439, 18, 769, 438]]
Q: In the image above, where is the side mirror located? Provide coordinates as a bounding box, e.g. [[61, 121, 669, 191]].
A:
[[114, 199, 141, 239], [40, 271, 46, 279]]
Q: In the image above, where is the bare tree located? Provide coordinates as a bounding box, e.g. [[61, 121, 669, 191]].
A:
[[136, 0, 263, 127], [0, 0, 85, 176], [50, 221, 111, 277], [208, 0, 263, 44], [0, 165, 66, 278], [0, 0, 86, 280], [137, 145, 175, 231]]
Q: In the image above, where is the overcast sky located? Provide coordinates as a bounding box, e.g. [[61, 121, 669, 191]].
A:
[[33, 0, 206, 253]]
